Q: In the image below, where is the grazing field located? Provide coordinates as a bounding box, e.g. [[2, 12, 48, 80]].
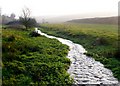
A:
[[40, 23, 120, 80], [2, 28, 73, 85]]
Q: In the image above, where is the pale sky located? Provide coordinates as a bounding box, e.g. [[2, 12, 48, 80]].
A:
[[0, 0, 119, 18]]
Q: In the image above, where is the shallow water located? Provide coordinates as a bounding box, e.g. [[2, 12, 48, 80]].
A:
[[35, 28, 118, 85]]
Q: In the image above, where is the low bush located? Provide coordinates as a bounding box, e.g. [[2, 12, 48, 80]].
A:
[[29, 31, 40, 37]]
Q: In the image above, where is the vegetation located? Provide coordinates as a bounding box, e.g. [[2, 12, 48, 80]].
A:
[[0, 28, 2, 85], [67, 17, 117, 25], [2, 28, 73, 85], [40, 23, 120, 80], [0, 13, 16, 25], [19, 8, 37, 29]]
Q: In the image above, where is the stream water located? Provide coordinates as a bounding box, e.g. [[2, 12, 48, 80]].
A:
[[35, 28, 118, 85]]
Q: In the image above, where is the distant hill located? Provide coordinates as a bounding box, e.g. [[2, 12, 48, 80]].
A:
[[67, 17, 118, 25]]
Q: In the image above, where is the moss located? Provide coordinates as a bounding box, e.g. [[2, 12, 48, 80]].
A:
[[2, 29, 73, 85]]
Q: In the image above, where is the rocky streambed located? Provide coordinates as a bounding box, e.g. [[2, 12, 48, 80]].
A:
[[35, 28, 119, 85]]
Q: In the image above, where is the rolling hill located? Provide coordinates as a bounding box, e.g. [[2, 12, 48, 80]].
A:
[[67, 16, 118, 25]]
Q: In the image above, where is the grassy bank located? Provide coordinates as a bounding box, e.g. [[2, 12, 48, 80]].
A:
[[40, 23, 120, 80], [2, 28, 73, 85]]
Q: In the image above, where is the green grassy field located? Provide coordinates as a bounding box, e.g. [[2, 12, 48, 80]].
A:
[[2, 28, 73, 85], [40, 23, 120, 80]]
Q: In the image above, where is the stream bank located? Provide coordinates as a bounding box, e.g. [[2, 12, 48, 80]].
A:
[[35, 28, 118, 85]]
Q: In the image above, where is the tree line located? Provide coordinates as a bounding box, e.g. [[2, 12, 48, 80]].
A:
[[1, 7, 38, 29]]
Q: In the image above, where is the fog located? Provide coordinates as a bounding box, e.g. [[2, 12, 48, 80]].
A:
[[0, 0, 119, 23]]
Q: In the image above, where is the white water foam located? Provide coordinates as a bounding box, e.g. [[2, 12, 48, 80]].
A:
[[35, 28, 118, 85]]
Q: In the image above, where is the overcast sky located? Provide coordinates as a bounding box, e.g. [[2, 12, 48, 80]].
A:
[[0, 0, 119, 18]]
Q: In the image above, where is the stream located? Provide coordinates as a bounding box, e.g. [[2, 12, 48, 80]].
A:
[[35, 28, 118, 85]]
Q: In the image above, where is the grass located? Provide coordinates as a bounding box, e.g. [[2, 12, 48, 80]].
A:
[[2, 28, 73, 85], [40, 23, 120, 80], [0, 27, 2, 85]]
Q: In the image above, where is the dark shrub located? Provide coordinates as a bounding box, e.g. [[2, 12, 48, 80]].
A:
[[8, 35, 15, 41], [93, 37, 109, 46], [29, 31, 40, 37]]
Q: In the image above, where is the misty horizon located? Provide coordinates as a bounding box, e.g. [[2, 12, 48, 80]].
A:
[[0, 0, 119, 23], [34, 12, 118, 23]]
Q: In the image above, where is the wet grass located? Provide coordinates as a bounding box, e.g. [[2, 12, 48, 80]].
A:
[[40, 23, 120, 80], [2, 28, 73, 85]]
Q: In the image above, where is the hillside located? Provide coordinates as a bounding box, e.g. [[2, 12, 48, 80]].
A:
[[67, 17, 118, 25], [2, 28, 73, 85], [40, 23, 120, 80]]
